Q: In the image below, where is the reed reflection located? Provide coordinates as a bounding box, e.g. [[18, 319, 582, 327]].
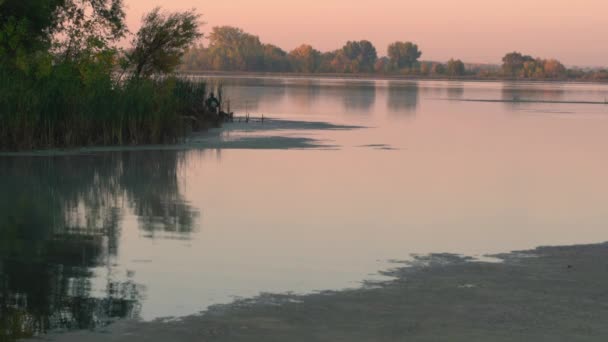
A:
[[0, 150, 198, 340]]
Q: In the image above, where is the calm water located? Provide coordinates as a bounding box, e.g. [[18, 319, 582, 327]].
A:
[[2, 77, 608, 339]]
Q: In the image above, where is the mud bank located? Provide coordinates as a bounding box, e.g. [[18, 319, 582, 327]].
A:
[[37, 242, 608, 341]]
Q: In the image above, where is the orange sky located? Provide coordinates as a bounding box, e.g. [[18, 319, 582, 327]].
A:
[[124, 0, 608, 66]]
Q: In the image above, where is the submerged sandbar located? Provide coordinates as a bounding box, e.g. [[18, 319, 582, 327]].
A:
[[42, 242, 608, 341]]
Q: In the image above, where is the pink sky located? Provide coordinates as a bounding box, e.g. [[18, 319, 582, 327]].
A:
[[125, 0, 607, 66]]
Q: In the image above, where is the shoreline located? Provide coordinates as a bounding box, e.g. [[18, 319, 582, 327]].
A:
[[42, 241, 608, 341], [179, 70, 608, 85]]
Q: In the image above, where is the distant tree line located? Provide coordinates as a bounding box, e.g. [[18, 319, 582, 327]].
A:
[[181, 26, 608, 81]]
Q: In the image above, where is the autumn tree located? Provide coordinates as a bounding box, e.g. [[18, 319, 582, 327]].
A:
[[543, 59, 566, 78], [261, 44, 290, 72], [288, 44, 321, 73], [387, 42, 422, 70], [502, 52, 534, 77], [206, 26, 259, 70]]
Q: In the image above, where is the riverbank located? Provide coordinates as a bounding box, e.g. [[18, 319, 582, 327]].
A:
[[40, 242, 608, 341], [180, 70, 608, 85]]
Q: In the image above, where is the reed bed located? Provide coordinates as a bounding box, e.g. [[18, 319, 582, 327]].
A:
[[0, 69, 210, 151]]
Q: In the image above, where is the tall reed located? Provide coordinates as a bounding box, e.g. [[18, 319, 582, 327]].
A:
[[0, 69, 211, 151]]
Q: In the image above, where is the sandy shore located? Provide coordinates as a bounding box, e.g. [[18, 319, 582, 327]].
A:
[[36, 242, 608, 341]]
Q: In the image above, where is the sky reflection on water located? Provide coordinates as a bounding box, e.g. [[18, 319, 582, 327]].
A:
[[2, 78, 608, 340]]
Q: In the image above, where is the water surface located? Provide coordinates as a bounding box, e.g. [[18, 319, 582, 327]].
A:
[[2, 78, 608, 339]]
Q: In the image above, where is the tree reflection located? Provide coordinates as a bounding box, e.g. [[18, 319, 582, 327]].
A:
[[387, 82, 419, 115], [0, 150, 199, 340], [342, 81, 377, 113], [501, 83, 565, 107]]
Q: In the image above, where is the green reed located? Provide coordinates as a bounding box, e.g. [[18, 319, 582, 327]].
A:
[[0, 69, 210, 151]]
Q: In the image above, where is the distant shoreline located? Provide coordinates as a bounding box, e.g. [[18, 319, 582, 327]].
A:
[[179, 70, 608, 85]]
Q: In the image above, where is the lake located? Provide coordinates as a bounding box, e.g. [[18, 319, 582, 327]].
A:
[[2, 77, 608, 339]]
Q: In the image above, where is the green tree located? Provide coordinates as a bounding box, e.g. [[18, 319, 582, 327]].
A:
[[128, 7, 201, 78], [53, 0, 127, 61], [387, 41, 422, 70], [0, 0, 63, 73], [339, 40, 377, 72], [430, 62, 445, 75], [446, 59, 465, 76]]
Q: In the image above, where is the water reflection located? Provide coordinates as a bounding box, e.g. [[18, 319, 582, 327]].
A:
[[341, 81, 377, 113], [286, 80, 322, 108], [501, 83, 565, 108], [446, 83, 465, 99], [0, 151, 198, 340], [214, 78, 287, 112], [387, 82, 419, 114]]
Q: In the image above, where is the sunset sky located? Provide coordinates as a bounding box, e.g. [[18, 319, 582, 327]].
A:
[[125, 0, 607, 67]]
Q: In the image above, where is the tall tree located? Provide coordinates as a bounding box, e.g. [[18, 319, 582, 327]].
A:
[[543, 59, 566, 78], [340, 40, 377, 72], [206, 26, 265, 71], [387, 42, 422, 70], [53, 0, 127, 61], [502, 52, 534, 77], [0, 0, 63, 73], [129, 7, 202, 78], [446, 59, 465, 76], [288, 44, 321, 73]]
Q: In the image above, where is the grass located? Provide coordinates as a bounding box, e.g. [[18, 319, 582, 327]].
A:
[[0, 68, 216, 151]]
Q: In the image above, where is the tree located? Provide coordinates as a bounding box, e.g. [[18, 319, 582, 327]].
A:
[[53, 0, 127, 61], [129, 7, 202, 78], [206, 26, 265, 71], [0, 0, 127, 75], [543, 59, 566, 78], [374, 57, 390, 73], [430, 62, 445, 75], [446, 59, 465, 76], [0, 0, 63, 73], [502, 52, 534, 77], [339, 40, 377, 72], [262, 44, 290, 72], [288, 44, 321, 73], [387, 42, 422, 70]]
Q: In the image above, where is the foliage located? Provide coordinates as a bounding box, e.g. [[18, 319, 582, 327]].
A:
[[53, 0, 127, 62], [387, 41, 422, 70], [502, 52, 534, 76], [288, 44, 321, 73], [128, 7, 202, 78], [446, 59, 466, 76], [0, 67, 209, 150], [0, 3, 214, 151], [338, 40, 378, 73], [0, 0, 63, 74], [501, 52, 567, 79]]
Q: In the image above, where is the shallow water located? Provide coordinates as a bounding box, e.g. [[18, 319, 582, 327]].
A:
[[2, 78, 608, 339]]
